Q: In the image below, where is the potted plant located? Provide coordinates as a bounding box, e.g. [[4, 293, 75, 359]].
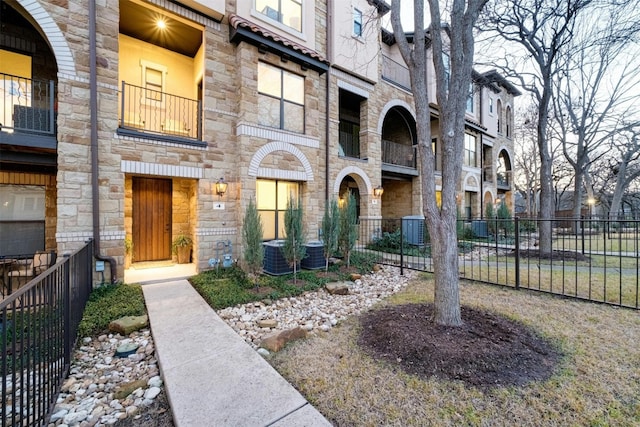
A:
[[172, 234, 193, 264], [124, 237, 133, 269]]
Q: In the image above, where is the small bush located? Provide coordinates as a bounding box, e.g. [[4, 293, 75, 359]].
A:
[[519, 219, 537, 232], [350, 251, 380, 273], [367, 229, 406, 252], [78, 283, 146, 337]]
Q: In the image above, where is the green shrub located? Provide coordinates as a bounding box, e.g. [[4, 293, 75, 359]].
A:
[[78, 283, 146, 337], [519, 219, 537, 232], [367, 229, 406, 252], [350, 251, 380, 273], [190, 267, 338, 308]]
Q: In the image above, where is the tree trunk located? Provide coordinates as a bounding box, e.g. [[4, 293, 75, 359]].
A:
[[429, 215, 462, 326], [609, 161, 628, 219], [537, 84, 554, 255]]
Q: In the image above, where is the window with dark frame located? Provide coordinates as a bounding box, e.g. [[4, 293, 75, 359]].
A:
[[258, 62, 305, 133], [256, 179, 300, 241], [464, 133, 477, 167]]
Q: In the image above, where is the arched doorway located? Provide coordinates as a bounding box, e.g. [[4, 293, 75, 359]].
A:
[[338, 175, 361, 219]]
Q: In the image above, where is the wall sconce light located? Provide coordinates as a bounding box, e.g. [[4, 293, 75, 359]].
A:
[[338, 198, 345, 208], [215, 177, 228, 199], [373, 185, 384, 198]]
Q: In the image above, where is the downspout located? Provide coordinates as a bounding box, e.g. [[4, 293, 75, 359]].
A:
[[325, 0, 332, 202], [90, 0, 117, 283], [479, 86, 484, 218]]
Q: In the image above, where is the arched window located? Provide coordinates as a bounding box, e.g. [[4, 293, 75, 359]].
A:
[[506, 106, 512, 138], [496, 150, 512, 187]]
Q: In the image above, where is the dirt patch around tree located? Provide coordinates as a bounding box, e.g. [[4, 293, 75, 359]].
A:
[[510, 249, 591, 262], [358, 303, 561, 390]]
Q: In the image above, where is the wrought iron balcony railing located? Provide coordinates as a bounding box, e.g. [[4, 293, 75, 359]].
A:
[[339, 121, 361, 158], [381, 55, 411, 91], [497, 171, 512, 188], [119, 81, 201, 141], [0, 73, 55, 135], [382, 139, 416, 169]]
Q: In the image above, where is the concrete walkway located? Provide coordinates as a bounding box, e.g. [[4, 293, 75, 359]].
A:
[[142, 279, 332, 427]]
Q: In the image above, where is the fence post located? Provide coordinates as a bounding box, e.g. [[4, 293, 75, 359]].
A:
[[400, 218, 404, 276], [581, 215, 585, 255], [63, 253, 72, 368], [515, 217, 520, 290]]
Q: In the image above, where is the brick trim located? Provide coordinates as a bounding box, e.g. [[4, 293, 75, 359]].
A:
[[17, 0, 76, 76], [333, 166, 373, 195], [248, 141, 314, 181]]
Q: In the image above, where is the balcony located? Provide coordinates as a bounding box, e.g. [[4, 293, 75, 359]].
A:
[[483, 165, 494, 183], [382, 139, 417, 175], [118, 82, 202, 145], [338, 121, 361, 159], [0, 73, 56, 149], [382, 55, 411, 91], [497, 171, 512, 189]]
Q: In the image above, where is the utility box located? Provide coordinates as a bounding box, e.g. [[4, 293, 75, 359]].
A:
[[263, 240, 293, 275], [471, 220, 490, 238], [302, 240, 325, 270], [402, 215, 426, 246]]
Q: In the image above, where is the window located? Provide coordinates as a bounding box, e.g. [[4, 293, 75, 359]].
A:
[[258, 62, 305, 133], [496, 99, 503, 134], [141, 60, 167, 104], [506, 106, 512, 138], [466, 83, 474, 113], [338, 89, 363, 158], [256, 179, 300, 240], [256, 0, 302, 32], [464, 191, 476, 220], [353, 8, 363, 37], [488, 97, 494, 114], [464, 133, 477, 167], [442, 52, 450, 91]]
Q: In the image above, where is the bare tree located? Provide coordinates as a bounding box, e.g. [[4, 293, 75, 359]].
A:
[[390, 0, 487, 326], [480, 0, 592, 254], [552, 3, 640, 221], [591, 128, 640, 217], [513, 105, 542, 217]]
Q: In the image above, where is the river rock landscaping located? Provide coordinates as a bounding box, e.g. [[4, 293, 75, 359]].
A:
[[217, 266, 415, 350], [47, 329, 163, 427]]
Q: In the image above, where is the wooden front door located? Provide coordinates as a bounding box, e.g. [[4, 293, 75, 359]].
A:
[[133, 177, 172, 262]]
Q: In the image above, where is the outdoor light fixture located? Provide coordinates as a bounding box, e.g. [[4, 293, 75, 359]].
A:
[[156, 18, 167, 29], [215, 178, 228, 198], [373, 185, 384, 198]]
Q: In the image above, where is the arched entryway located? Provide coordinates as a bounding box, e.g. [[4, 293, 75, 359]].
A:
[[496, 149, 513, 211], [379, 103, 419, 219]]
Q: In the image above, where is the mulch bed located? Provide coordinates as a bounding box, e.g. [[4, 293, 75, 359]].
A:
[[511, 249, 590, 262], [358, 303, 561, 390]]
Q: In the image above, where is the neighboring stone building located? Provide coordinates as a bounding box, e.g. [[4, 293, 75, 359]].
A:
[[0, 0, 518, 280]]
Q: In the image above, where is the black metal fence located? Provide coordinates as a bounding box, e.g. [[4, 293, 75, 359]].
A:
[[356, 217, 640, 310], [1, 241, 94, 426]]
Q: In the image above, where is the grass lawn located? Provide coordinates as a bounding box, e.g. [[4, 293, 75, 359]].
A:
[[269, 274, 640, 426]]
